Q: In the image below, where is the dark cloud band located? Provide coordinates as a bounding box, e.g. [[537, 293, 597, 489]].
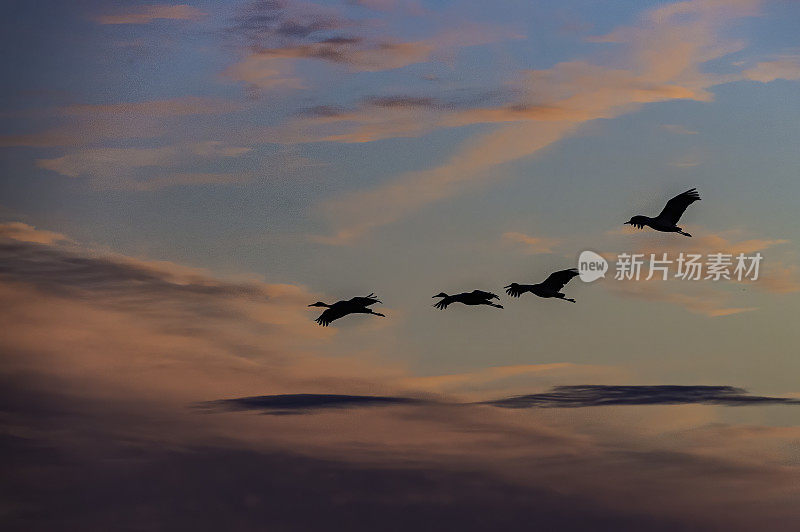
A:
[[202, 386, 800, 414], [483, 385, 800, 408], [199, 393, 427, 414]]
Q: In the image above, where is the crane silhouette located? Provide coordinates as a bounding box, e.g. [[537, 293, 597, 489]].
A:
[[433, 290, 503, 310], [505, 268, 580, 303], [308, 293, 385, 327], [625, 188, 700, 237]]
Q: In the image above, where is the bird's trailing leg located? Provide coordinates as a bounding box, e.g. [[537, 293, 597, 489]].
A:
[[485, 302, 504, 309], [370, 310, 386, 317], [556, 293, 576, 303], [678, 230, 692, 237]]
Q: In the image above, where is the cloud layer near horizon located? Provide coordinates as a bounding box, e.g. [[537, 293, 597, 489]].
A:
[[2, 223, 800, 529]]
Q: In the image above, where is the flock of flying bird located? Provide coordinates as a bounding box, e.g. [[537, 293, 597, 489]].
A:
[[310, 188, 702, 326]]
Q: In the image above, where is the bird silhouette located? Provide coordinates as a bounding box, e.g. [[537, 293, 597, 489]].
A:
[[308, 293, 385, 326], [505, 268, 580, 303], [433, 290, 503, 310], [625, 188, 700, 237]]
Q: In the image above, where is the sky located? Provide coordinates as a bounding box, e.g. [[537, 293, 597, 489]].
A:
[[2, 0, 800, 529]]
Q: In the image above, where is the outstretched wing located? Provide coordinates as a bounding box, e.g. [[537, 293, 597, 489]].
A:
[[315, 305, 348, 327], [470, 290, 499, 300], [541, 269, 579, 291], [655, 188, 700, 225], [348, 293, 380, 307], [433, 298, 451, 310], [504, 283, 533, 298]]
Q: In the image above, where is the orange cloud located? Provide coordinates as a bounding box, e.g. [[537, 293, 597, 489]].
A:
[[0, 222, 73, 245], [756, 264, 800, 294]]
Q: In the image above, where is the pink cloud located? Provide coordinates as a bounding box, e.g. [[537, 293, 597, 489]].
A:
[[743, 57, 800, 82]]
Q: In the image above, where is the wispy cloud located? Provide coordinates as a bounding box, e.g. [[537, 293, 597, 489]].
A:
[[259, 90, 555, 144], [224, 0, 516, 89], [608, 278, 757, 317], [0, 222, 74, 245], [756, 264, 800, 294], [621, 229, 788, 257], [310, 0, 764, 244], [743, 57, 800, 82], [94, 4, 206, 25], [395, 363, 624, 395], [36, 142, 253, 189]]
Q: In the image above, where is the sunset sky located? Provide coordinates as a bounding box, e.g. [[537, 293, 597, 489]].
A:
[[2, 1, 800, 529]]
